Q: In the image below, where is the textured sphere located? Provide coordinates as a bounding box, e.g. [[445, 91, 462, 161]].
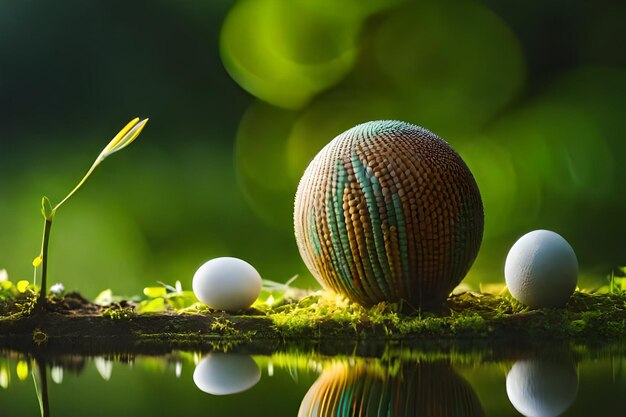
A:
[[506, 358, 578, 417], [299, 361, 484, 417], [192, 257, 262, 311], [505, 230, 578, 308], [294, 120, 483, 307], [193, 354, 261, 395]]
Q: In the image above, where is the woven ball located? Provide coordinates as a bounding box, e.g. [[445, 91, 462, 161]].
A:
[[298, 362, 485, 416], [294, 120, 483, 307]]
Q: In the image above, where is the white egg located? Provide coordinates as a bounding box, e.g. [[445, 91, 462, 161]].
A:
[[506, 358, 578, 417], [193, 354, 261, 395], [192, 257, 262, 311], [505, 230, 578, 308]]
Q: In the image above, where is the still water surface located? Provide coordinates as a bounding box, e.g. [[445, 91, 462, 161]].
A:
[[1, 346, 625, 416]]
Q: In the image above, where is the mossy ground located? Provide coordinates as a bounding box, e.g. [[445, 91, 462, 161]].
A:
[[1, 289, 626, 355], [260, 290, 626, 340]]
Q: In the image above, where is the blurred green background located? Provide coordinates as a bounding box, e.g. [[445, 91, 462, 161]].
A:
[[1, 0, 625, 298]]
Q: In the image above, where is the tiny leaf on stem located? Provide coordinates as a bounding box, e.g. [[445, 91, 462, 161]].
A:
[[40, 196, 54, 220]]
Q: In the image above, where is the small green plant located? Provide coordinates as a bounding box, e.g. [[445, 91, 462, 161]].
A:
[[138, 281, 198, 313], [32, 118, 148, 308], [608, 267, 626, 295]]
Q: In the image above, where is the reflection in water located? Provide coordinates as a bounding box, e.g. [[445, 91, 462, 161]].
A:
[[299, 361, 484, 416], [0, 365, 7, 388], [3, 348, 623, 416], [506, 357, 578, 417], [94, 356, 113, 381], [193, 354, 261, 395], [0, 353, 179, 417], [32, 358, 50, 417], [50, 366, 63, 384]]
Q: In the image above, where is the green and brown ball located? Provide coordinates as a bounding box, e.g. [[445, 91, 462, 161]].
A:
[[298, 361, 485, 416], [294, 120, 483, 307]]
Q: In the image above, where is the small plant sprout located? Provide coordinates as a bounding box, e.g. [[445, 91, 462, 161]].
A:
[[32, 117, 149, 308], [139, 280, 197, 313]]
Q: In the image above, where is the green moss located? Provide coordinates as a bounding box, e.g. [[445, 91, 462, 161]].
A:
[[132, 331, 255, 352], [270, 310, 316, 335], [3, 287, 626, 346], [210, 317, 237, 336], [396, 316, 447, 336], [258, 290, 626, 341], [102, 305, 136, 320], [450, 313, 487, 335], [568, 319, 586, 336]]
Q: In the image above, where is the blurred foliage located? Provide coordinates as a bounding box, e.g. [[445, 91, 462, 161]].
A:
[[0, 0, 625, 298]]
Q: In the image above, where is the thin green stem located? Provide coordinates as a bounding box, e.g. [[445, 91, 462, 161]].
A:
[[37, 219, 53, 307], [32, 118, 147, 309], [33, 358, 50, 417], [53, 161, 100, 212]]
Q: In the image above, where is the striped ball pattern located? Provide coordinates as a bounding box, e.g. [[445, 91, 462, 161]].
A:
[[298, 362, 485, 417], [294, 120, 483, 307]]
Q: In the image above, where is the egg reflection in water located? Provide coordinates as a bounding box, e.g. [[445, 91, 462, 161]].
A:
[[506, 358, 578, 417], [299, 361, 484, 416], [193, 354, 261, 395]]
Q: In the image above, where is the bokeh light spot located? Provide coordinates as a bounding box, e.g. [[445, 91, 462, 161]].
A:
[[373, 0, 525, 132], [220, 0, 361, 109]]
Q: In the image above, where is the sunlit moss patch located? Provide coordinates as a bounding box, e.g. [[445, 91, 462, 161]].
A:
[[2, 276, 626, 349]]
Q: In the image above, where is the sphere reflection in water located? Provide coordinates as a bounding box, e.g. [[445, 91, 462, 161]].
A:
[[506, 359, 578, 417], [193, 354, 261, 395], [299, 361, 484, 416]]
